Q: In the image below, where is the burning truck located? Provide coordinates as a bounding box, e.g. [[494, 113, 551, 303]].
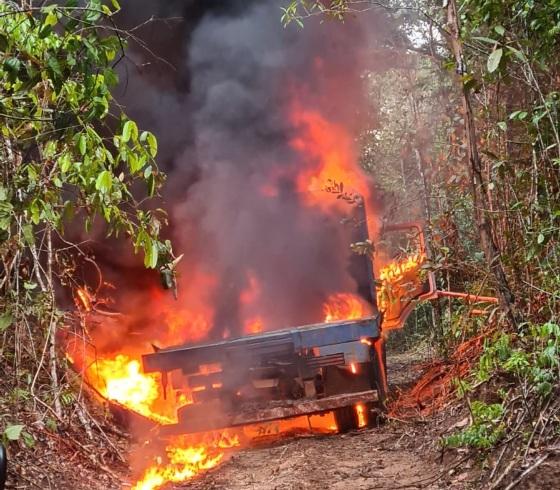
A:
[[65, 104, 439, 488], [138, 202, 433, 435]]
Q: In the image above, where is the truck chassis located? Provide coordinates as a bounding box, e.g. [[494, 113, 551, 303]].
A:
[[143, 316, 387, 434]]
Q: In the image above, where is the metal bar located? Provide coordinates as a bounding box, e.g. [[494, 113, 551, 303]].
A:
[[436, 290, 499, 303], [160, 390, 378, 435], [231, 390, 378, 425]]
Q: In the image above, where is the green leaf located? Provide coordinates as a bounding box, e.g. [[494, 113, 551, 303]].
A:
[[95, 170, 113, 193], [0, 313, 13, 333], [58, 153, 72, 173], [146, 132, 158, 158], [78, 134, 87, 156], [62, 201, 75, 222], [22, 224, 34, 245], [494, 25, 505, 36], [147, 174, 156, 197], [47, 57, 63, 78], [507, 46, 527, 63], [3, 58, 22, 76], [21, 431, 35, 448], [24, 282, 37, 290], [103, 67, 118, 87], [472, 36, 499, 45], [497, 121, 507, 131], [537, 233, 545, 244], [144, 239, 159, 269], [44, 11, 58, 27], [487, 48, 503, 73], [509, 110, 528, 121], [128, 153, 146, 173], [122, 120, 138, 143], [4, 424, 24, 441]]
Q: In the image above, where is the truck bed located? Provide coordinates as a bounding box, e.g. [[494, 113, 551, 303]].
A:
[[142, 315, 381, 374], [142, 315, 382, 434]]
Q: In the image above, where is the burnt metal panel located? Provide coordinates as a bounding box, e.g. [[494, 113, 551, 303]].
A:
[[142, 316, 380, 374], [160, 389, 378, 435]]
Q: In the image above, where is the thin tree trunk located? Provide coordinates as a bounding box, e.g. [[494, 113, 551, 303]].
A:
[[446, 0, 520, 327], [46, 228, 62, 418]]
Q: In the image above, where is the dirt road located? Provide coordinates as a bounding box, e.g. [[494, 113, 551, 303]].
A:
[[183, 350, 473, 490], [185, 425, 452, 490]]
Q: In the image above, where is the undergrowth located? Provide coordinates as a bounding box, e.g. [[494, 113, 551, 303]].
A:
[[443, 321, 560, 485]]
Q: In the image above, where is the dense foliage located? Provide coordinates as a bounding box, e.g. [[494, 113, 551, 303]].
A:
[[0, 0, 169, 440]]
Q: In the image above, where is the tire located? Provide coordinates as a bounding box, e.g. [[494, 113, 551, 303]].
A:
[[334, 405, 359, 433], [0, 442, 6, 490]]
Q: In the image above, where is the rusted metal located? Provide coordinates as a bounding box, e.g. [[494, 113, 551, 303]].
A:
[[379, 222, 498, 329], [379, 222, 438, 331], [435, 290, 499, 304], [231, 390, 378, 425]]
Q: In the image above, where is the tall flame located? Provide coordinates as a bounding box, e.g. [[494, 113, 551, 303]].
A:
[[84, 355, 178, 425], [290, 107, 370, 210], [70, 86, 379, 489]]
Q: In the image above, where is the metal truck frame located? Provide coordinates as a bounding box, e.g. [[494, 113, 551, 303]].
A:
[[142, 201, 390, 435]]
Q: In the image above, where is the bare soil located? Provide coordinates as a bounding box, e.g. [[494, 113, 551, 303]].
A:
[[185, 425, 461, 490]]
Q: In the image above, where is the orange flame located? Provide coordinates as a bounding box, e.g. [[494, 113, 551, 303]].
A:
[[376, 253, 425, 317], [355, 403, 367, 428], [71, 92, 379, 489], [245, 317, 264, 334], [290, 108, 370, 210], [323, 293, 371, 322], [132, 433, 240, 490], [85, 354, 177, 425]]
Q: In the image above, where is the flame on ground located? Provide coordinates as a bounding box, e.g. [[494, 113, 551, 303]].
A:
[[132, 433, 240, 490]]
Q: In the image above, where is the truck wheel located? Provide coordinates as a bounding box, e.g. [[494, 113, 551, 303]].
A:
[[0, 442, 6, 490], [334, 405, 359, 433]]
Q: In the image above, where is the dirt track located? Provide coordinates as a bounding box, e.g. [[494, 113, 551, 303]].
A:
[[185, 425, 454, 490], [183, 349, 473, 490]]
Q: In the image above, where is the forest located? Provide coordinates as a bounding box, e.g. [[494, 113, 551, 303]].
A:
[[1, 1, 559, 489]]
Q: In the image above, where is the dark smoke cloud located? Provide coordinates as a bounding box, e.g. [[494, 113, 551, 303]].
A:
[[97, 1, 393, 343]]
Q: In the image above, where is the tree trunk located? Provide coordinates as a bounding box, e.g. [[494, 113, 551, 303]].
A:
[[445, 0, 520, 327]]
